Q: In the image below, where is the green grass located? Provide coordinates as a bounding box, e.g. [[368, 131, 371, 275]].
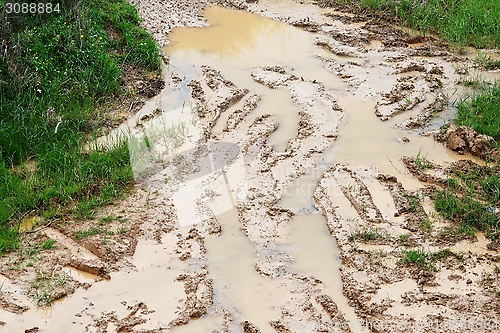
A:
[[405, 193, 421, 212], [31, 271, 67, 306], [401, 248, 461, 270], [401, 248, 428, 268], [414, 151, 433, 170], [73, 226, 102, 240], [434, 161, 500, 238], [322, 0, 500, 49], [434, 82, 499, 239], [483, 60, 500, 71], [41, 239, 57, 250], [74, 215, 121, 239], [348, 227, 386, 242], [429, 248, 462, 261], [0, 0, 161, 254], [456, 83, 500, 150], [420, 218, 433, 232], [475, 54, 500, 70]]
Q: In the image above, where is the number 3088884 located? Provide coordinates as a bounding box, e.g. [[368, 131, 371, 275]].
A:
[[4, 3, 61, 14]]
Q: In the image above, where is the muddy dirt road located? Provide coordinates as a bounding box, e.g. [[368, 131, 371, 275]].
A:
[[2, 0, 500, 332]]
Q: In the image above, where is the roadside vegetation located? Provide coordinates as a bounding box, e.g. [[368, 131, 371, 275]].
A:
[[321, 0, 500, 49], [0, 0, 161, 254], [456, 83, 500, 150], [434, 82, 499, 239], [433, 160, 500, 238]]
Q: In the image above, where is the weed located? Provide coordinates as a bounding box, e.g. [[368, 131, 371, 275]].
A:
[[456, 76, 484, 88], [445, 177, 459, 189], [430, 248, 463, 261], [434, 188, 499, 238], [73, 226, 101, 239], [397, 234, 411, 247], [336, 0, 500, 48], [401, 248, 428, 268], [0, 227, 18, 254], [456, 83, 500, 150], [41, 239, 56, 251], [433, 157, 500, 238], [406, 193, 421, 213], [30, 270, 68, 305], [398, 234, 409, 242], [420, 218, 433, 232], [34, 291, 52, 307], [348, 228, 385, 242], [55, 272, 67, 286], [484, 60, 500, 71], [20, 242, 41, 258], [99, 215, 115, 224], [31, 272, 50, 289], [415, 151, 432, 169], [475, 54, 500, 70]]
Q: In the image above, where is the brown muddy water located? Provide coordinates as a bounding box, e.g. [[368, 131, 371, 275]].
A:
[[4, 2, 497, 333]]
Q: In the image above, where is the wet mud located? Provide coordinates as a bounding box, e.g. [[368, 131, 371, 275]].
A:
[[2, 0, 500, 332]]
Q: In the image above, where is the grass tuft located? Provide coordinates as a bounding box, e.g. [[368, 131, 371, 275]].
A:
[[456, 83, 500, 149], [348, 227, 386, 242], [401, 248, 428, 268]]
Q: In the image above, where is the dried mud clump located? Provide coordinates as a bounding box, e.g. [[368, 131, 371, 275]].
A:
[[225, 94, 261, 131], [89, 302, 152, 332], [103, 65, 165, 127], [270, 320, 291, 333], [297, 110, 315, 139], [241, 320, 262, 333], [188, 80, 205, 101], [402, 156, 447, 187], [375, 174, 406, 212], [24, 328, 39, 333], [67, 259, 110, 279], [292, 19, 321, 32], [0, 294, 29, 314], [399, 93, 446, 129], [172, 271, 214, 325], [363, 21, 408, 48], [316, 39, 359, 57], [445, 126, 497, 160], [316, 294, 348, 325]]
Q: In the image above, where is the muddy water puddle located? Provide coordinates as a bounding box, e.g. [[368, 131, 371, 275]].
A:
[[205, 208, 289, 332], [202, 182, 365, 332], [164, 6, 345, 151], [165, 6, 470, 189], [287, 214, 368, 332], [163, 5, 479, 331], [325, 96, 479, 190], [63, 266, 100, 283], [7, 2, 496, 332], [8, 235, 185, 332]]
